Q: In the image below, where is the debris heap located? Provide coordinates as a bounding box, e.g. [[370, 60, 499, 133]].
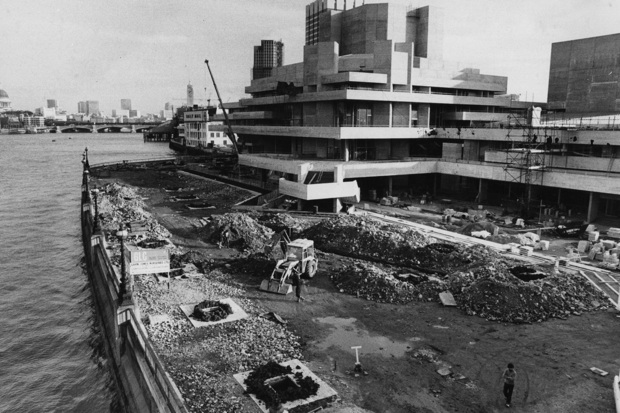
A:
[[302, 215, 432, 265], [456, 265, 609, 323], [201, 213, 274, 252], [97, 182, 171, 239]]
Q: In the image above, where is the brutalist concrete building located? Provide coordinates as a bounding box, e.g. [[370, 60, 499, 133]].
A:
[[212, 1, 620, 225]]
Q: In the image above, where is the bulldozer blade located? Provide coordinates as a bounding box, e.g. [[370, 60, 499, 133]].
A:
[[259, 279, 292, 295]]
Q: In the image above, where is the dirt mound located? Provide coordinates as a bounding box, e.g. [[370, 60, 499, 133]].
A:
[[457, 270, 609, 323], [201, 213, 274, 252], [331, 261, 425, 304], [257, 213, 315, 237], [302, 215, 432, 266], [97, 183, 170, 238]]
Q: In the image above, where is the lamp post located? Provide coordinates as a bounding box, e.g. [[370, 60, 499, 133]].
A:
[[117, 224, 133, 306], [92, 187, 100, 232]]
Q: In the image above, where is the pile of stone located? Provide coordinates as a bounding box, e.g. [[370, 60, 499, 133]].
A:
[[302, 215, 432, 265], [201, 213, 275, 252], [257, 213, 315, 237], [331, 261, 429, 304], [456, 264, 610, 323], [97, 183, 171, 239], [326, 224, 610, 322]]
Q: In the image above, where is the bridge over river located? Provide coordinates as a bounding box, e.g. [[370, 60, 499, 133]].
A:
[[53, 124, 156, 133]]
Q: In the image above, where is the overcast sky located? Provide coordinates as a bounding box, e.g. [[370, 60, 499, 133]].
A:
[[1, 0, 619, 114]]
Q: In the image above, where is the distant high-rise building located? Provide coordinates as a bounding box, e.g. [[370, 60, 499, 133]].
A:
[[305, 0, 330, 45], [252, 40, 284, 80], [78, 101, 87, 114], [165, 102, 173, 110], [86, 101, 100, 116], [121, 99, 132, 111], [129, 110, 140, 118], [187, 83, 194, 107], [47, 99, 57, 109]]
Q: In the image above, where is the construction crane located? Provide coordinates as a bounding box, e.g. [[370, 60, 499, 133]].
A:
[[204, 59, 240, 156]]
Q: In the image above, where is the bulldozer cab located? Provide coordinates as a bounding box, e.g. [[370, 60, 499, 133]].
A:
[[285, 239, 314, 261]]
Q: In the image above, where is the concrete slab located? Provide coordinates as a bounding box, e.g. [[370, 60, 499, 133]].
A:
[[439, 291, 457, 306], [179, 298, 248, 328], [233, 359, 338, 413]]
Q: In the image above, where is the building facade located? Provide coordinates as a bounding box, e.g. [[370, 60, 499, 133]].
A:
[[47, 99, 57, 109], [253, 40, 284, 80], [86, 101, 100, 116], [121, 99, 132, 111], [183, 107, 230, 148], [208, 2, 620, 224]]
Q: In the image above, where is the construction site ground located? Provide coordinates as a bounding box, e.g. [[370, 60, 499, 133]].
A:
[[94, 168, 619, 413]]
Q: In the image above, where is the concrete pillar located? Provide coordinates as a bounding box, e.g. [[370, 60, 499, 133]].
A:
[[388, 177, 393, 196], [433, 174, 438, 196], [587, 192, 600, 223], [333, 198, 342, 213], [343, 140, 350, 162], [478, 179, 488, 204], [557, 188, 562, 205], [389, 103, 393, 127]]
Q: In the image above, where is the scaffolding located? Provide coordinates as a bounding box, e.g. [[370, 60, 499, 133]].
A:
[[503, 109, 557, 216]]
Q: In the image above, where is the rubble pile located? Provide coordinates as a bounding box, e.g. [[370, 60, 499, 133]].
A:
[[201, 213, 274, 252], [457, 267, 610, 323], [329, 235, 609, 322], [302, 215, 432, 265], [97, 183, 171, 239], [330, 261, 432, 304], [257, 213, 315, 237]]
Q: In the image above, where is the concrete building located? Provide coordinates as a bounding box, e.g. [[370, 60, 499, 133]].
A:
[[183, 107, 221, 148], [47, 99, 57, 109], [210, 2, 620, 224], [121, 99, 132, 111], [129, 110, 140, 118], [86, 101, 99, 116], [253, 40, 284, 80], [78, 101, 87, 114]]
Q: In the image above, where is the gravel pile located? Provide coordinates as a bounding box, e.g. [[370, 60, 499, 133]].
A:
[[257, 213, 316, 237], [456, 265, 610, 323], [96, 182, 170, 239], [201, 213, 274, 252], [302, 215, 432, 265]]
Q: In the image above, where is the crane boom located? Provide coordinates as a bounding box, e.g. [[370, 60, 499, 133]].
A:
[[204, 59, 240, 156]]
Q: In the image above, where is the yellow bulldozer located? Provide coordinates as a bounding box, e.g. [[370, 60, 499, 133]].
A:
[[259, 238, 318, 295]]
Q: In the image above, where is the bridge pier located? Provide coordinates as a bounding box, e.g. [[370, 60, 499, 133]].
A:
[[92, 125, 98, 133], [131, 125, 136, 133]]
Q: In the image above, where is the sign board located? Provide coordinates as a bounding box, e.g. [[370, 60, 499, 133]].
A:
[[124, 246, 170, 275]]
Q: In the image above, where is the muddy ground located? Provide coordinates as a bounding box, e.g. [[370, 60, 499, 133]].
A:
[[95, 168, 619, 413]]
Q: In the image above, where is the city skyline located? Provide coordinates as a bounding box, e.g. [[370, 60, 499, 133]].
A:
[[1, 0, 620, 113]]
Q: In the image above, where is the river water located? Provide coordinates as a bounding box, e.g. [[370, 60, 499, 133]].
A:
[[0, 133, 175, 413]]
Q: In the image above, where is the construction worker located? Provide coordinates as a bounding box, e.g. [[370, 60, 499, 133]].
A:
[[291, 272, 304, 302]]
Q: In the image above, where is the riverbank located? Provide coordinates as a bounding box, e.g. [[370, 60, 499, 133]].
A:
[[89, 162, 619, 413]]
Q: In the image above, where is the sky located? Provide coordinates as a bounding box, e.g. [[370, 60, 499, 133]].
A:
[[1, 0, 620, 114]]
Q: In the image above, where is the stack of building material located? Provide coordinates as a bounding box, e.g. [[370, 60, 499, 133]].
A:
[[588, 231, 600, 242], [607, 227, 620, 239], [519, 246, 533, 256]]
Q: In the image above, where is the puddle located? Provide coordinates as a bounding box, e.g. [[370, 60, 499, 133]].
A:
[[313, 316, 412, 358]]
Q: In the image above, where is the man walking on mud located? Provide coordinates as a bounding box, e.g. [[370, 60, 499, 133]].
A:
[[501, 363, 517, 407]]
